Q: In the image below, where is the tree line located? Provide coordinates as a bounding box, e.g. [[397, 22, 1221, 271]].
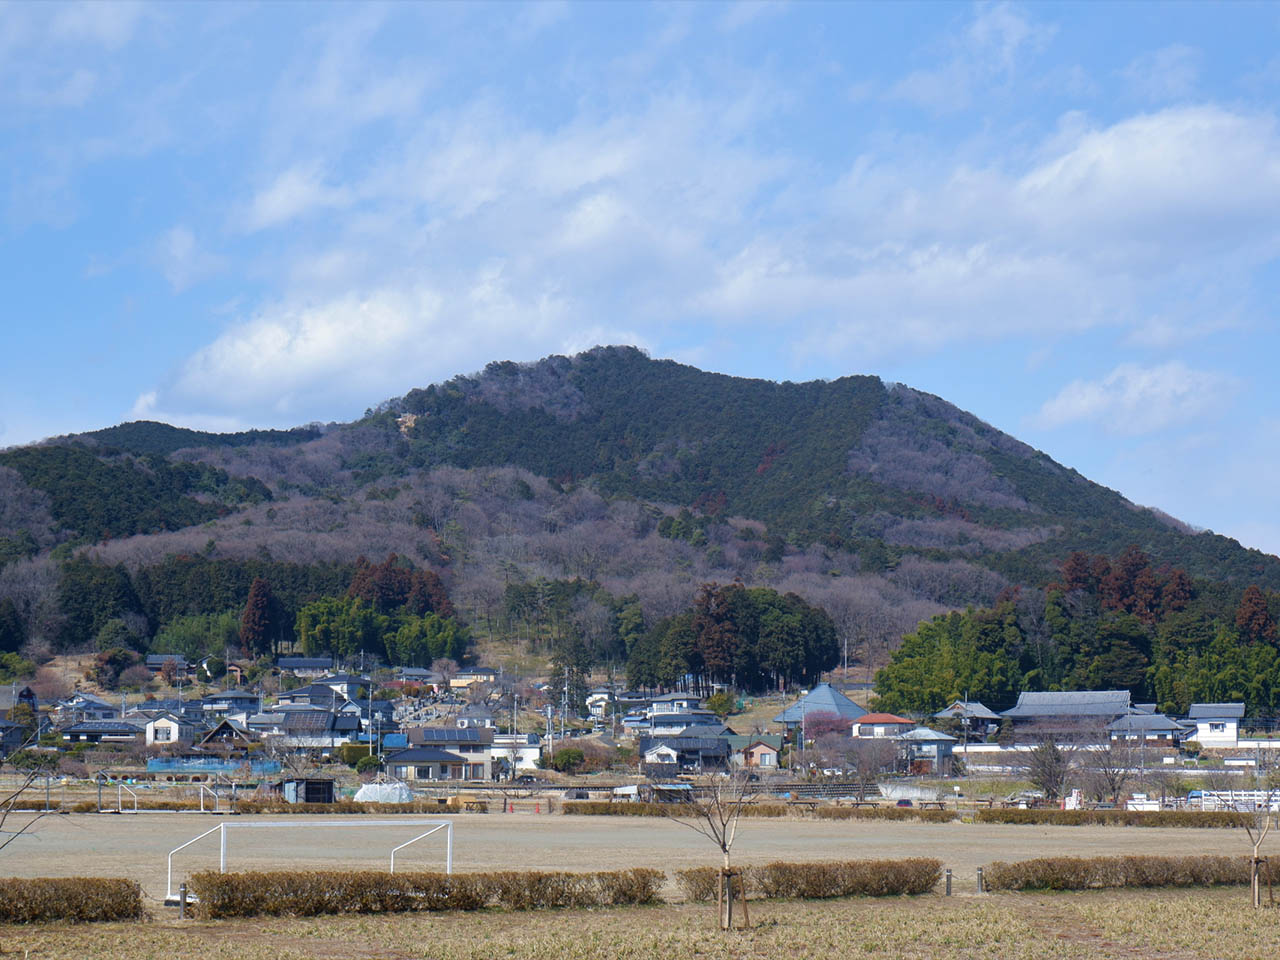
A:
[[873, 546, 1280, 716], [626, 582, 839, 694]]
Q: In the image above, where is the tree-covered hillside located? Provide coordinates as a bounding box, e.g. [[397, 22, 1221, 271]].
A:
[[1, 345, 1277, 699]]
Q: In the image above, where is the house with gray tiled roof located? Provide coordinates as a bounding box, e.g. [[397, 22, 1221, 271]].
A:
[[772, 683, 868, 730]]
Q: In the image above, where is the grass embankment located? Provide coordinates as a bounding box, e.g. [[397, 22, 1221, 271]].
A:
[[5, 888, 1278, 960]]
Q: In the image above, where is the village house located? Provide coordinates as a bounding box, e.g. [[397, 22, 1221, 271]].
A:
[[726, 734, 782, 769], [406, 726, 496, 779], [1000, 690, 1131, 740], [896, 727, 957, 774], [144, 711, 203, 747], [55, 693, 119, 722], [61, 719, 142, 744], [383, 746, 470, 782], [276, 656, 335, 679], [851, 713, 915, 738], [1107, 712, 1185, 745], [1186, 703, 1245, 748], [773, 683, 868, 731], [640, 735, 730, 775], [491, 731, 542, 772]]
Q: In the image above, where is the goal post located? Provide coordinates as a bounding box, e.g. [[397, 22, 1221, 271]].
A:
[[165, 819, 454, 903]]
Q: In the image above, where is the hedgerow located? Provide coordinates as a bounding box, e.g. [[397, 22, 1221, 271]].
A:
[[676, 859, 941, 901], [974, 808, 1253, 828], [984, 855, 1252, 891], [188, 868, 664, 919], [0, 878, 145, 923]]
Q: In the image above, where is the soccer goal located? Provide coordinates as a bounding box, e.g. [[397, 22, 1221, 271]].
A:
[[165, 819, 453, 904]]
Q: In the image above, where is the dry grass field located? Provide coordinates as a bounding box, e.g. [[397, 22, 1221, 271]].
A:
[[0, 809, 1268, 900], [4, 888, 1279, 959]]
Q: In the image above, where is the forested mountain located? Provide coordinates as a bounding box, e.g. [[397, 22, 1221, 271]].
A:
[[1, 346, 1278, 709]]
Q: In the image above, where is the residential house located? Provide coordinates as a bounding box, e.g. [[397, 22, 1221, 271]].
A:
[[649, 710, 724, 736], [1000, 690, 1132, 739], [640, 736, 730, 775], [317, 673, 369, 700], [0, 685, 39, 715], [197, 718, 256, 748], [56, 693, 118, 722], [931, 700, 1001, 739], [1186, 703, 1245, 748], [648, 692, 701, 715], [278, 657, 333, 678], [851, 713, 915, 738], [272, 707, 362, 751], [384, 746, 471, 781], [491, 732, 542, 772], [277, 656, 334, 678], [144, 712, 203, 747], [456, 703, 496, 730], [1107, 712, 1184, 745], [0, 717, 27, 755], [726, 734, 783, 769], [201, 690, 260, 717], [450, 668, 499, 691], [773, 683, 868, 731], [406, 726, 496, 779], [144, 654, 190, 677], [897, 727, 957, 775], [60, 720, 142, 744]]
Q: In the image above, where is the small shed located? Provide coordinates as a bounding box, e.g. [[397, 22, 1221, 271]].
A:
[[272, 777, 336, 804]]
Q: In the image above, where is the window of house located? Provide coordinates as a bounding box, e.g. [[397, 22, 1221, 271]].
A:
[[155, 726, 172, 742], [415, 766, 431, 779], [1210, 722, 1225, 733]]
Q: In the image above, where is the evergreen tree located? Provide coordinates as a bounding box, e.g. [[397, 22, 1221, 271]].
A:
[[241, 577, 277, 658]]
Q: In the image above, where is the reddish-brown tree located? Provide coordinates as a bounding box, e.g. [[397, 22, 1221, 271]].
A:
[[1236, 585, 1277, 643]]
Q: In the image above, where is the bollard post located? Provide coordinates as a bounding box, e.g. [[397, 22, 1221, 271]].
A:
[[945, 869, 952, 896], [178, 883, 187, 919], [976, 867, 985, 894]]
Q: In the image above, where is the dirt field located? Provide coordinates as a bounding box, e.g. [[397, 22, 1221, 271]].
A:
[[4, 887, 1278, 960], [0, 809, 1258, 905]]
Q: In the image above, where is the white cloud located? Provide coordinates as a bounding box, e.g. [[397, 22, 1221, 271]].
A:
[[1034, 362, 1238, 434], [242, 165, 352, 232], [1121, 44, 1199, 101], [719, 1, 787, 32], [891, 2, 1054, 111], [157, 225, 224, 292], [48, 2, 144, 49]]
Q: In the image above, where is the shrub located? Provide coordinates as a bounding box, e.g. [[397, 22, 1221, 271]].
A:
[[974, 809, 1253, 828], [752, 859, 942, 899], [188, 868, 666, 919], [676, 866, 752, 901], [984, 855, 1252, 891], [813, 806, 957, 823], [677, 860, 940, 902], [0, 877, 145, 923]]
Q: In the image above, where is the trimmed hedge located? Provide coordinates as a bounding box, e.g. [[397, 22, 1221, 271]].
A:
[[984, 855, 1252, 891], [0, 878, 145, 924], [814, 806, 957, 823], [975, 808, 1254, 828], [54, 799, 466, 815], [563, 801, 954, 822], [188, 868, 665, 919], [677, 859, 941, 902]]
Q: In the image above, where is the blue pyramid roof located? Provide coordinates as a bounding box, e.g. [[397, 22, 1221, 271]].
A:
[[773, 683, 868, 724]]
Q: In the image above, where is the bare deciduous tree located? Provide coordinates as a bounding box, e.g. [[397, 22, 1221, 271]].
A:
[[662, 772, 757, 930]]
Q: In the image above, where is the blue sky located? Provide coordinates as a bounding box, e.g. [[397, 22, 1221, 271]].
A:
[[3, 1, 1280, 555]]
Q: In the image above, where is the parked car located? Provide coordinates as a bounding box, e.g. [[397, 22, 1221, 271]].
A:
[[895, 799, 914, 807]]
